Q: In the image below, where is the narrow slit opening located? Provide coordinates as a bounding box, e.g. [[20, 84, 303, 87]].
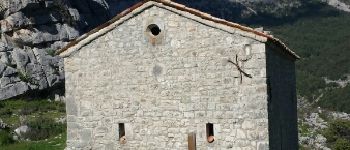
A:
[[206, 123, 214, 143], [119, 123, 126, 144]]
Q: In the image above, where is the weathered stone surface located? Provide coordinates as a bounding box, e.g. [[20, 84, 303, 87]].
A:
[[0, 43, 64, 99], [2, 66, 17, 77], [1, 1, 299, 149], [0, 81, 29, 100], [14, 125, 29, 137], [12, 48, 30, 71], [0, 52, 11, 64], [32, 48, 62, 87], [0, 0, 136, 45], [0, 0, 141, 100], [0, 63, 6, 75], [0, 76, 20, 88], [60, 4, 296, 149]]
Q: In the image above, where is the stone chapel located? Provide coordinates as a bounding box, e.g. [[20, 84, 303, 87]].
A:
[[58, 0, 300, 149]]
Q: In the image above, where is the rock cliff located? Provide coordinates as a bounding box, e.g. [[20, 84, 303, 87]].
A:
[[0, 0, 139, 100]]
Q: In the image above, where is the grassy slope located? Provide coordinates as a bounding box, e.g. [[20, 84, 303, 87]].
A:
[[0, 99, 66, 149], [1, 132, 66, 150], [0, 99, 65, 126]]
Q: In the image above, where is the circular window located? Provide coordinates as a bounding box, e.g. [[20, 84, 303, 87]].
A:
[[147, 24, 161, 36]]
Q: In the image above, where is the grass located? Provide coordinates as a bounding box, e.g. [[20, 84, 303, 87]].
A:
[[0, 99, 65, 125], [0, 99, 66, 150], [45, 49, 56, 57], [18, 71, 31, 83], [299, 145, 312, 150], [0, 132, 66, 150], [299, 122, 313, 137]]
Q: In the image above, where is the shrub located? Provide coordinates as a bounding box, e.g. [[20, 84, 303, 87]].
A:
[[19, 105, 37, 116], [333, 138, 350, 150], [18, 71, 32, 83], [18, 100, 65, 116], [22, 116, 66, 141], [323, 120, 350, 149], [45, 49, 56, 57], [317, 85, 350, 113], [0, 102, 4, 109], [0, 108, 13, 116], [0, 130, 14, 146]]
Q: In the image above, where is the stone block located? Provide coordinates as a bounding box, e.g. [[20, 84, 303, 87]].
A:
[[236, 129, 246, 139], [242, 120, 255, 129], [257, 142, 268, 150], [80, 128, 92, 142]]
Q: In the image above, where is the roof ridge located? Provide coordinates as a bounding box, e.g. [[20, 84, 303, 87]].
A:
[[57, 0, 300, 59]]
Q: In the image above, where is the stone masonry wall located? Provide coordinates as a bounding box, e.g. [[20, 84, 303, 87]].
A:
[[64, 6, 269, 150]]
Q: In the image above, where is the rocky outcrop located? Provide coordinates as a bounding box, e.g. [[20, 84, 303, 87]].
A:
[[299, 111, 331, 150], [323, 0, 350, 12], [14, 125, 29, 137], [298, 95, 350, 149], [0, 42, 63, 100], [0, 0, 140, 100]]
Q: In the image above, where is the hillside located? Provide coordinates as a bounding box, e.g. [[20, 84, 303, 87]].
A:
[[267, 4, 350, 113], [1, 0, 350, 149], [265, 4, 350, 149]]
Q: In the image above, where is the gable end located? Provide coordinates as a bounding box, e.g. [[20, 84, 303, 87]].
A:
[[57, 0, 300, 60]]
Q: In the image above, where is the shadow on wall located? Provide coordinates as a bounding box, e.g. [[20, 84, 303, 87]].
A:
[[266, 41, 298, 150]]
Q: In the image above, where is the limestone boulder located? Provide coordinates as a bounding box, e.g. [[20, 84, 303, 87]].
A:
[[0, 43, 64, 100], [14, 125, 30, 138], [0, 81, 29, 100], [0, 63, 6, 75], [0, 0, 129, 100], [2, 66, 17, 77]]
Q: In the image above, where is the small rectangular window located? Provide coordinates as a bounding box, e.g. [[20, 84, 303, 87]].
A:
[[119, 123, 125, 138], [206, 123, 214, 143], [119, 123, 126, 144]]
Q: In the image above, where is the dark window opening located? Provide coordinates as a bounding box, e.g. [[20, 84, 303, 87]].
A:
[[119, 123, 126, 144], [147, 24, 161, 36], [206, 123, 214, 143]]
